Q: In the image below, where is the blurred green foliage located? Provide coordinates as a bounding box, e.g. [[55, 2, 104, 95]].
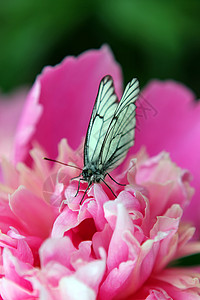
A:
[[170, 253, 200, 267], [0, 0, 200, 97]]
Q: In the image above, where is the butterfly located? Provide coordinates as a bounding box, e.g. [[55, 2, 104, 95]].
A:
[[44, 75, 140, 203]]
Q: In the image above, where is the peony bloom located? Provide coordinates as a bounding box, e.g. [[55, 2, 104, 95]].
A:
[[0, 139, 200, 299], [10, 46, 200, 233], [134, 81, 200, 236], [0, 46, 200, 299]]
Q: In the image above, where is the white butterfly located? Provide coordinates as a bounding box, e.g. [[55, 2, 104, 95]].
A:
[[44, 75, 139, 203]]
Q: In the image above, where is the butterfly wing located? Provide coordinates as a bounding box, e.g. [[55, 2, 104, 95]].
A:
[[84, 75, 119, 167], [99, 78, 139, 172]]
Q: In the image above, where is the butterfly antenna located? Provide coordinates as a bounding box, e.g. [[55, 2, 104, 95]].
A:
[[43, 157, 82, 171]]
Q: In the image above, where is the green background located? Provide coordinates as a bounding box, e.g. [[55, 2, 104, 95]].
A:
[[0, 0, 200, 97]]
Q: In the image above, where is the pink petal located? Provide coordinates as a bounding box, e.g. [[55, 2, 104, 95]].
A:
[[9, 235, 34, 265], [0, 196, 23, 234], [154, 268, 200, 290], [150, 205, 182, 271], [51, 206, 80, 238], [39, 237, 76, 268], [70, 241, 92, 269], [0, 249, 34, 297], [144, 288, 172, 300], [14, 81, 42, 163], [51, 195, 93, 238], [134, 282, 199, 300], [0, 279, 36, 300], [0, 157, 19, 189], [99, 260, 135, 300], [86, 184, 109, 231], [136, 152, 193, 223], [92, 224, 113, 259], [105, 203, 135, 270], [74, 248, 106, 294], [0, 88, 28, 161], [14, 45, 122, 163], [134, 80, 200, 230], [10, 186, 55, 238], [59, 276, 96, 300]]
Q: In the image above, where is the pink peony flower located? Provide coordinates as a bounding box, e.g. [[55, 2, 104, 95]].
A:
[[0, 46, 200, 299], [0, 139, 200, 299], [9, 46, 200, 233], [134, 81, 200, 236]]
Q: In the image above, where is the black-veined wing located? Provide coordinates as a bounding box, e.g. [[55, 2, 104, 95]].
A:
[[84, 75, 119, 167], [99, 78, 139, 172]]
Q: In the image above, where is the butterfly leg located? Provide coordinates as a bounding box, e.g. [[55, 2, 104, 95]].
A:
[[101, 178, 117, 198], [106, 173, 126, 186], [80, 184, 90, 205], [74, 178, 86, 197]]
